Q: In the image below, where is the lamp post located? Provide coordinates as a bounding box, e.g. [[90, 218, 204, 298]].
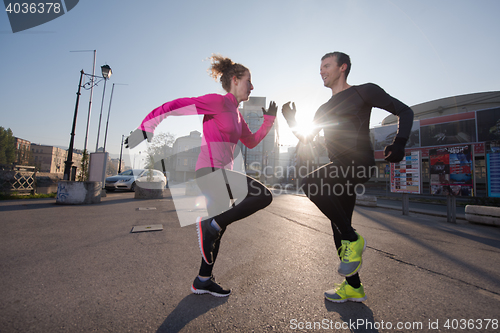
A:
[[63, 70, 84, 181], [118, 135, 124, 174], [63, 66, 112, 181], [70, 49, 97, 153], [95, 64, 112, 152], [103, 83, 127, 152]]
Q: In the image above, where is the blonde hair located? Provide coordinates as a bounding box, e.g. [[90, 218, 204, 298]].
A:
[[208, 54, 248, 93]]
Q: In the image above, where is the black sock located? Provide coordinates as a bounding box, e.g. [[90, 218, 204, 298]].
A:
[[346, 274, 361, 289]]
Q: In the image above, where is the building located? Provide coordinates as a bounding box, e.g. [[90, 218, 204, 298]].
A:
[[31, 144, 82, 175], [14, 137, 31, 165], [278, 146, 298, 184], [370, 91, 500, 196], [238, 97, 279, 184], [170, 131, 201, 182]]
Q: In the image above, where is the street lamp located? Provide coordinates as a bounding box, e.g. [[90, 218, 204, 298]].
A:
[[95, 64, 112, 152], [63, 66, 112, 181], [101, 64, 112, 79], [103, 82, 127, 152], [70, 49, 96, 153]]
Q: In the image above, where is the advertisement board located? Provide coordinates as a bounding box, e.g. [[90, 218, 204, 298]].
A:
[[371, 121, 420, 151], [390, 151, 422, 194], [486, 141, 500, 198], [429, 145, 474, 196], [477, 107, 500, 142], [420, 119, 476, 147]]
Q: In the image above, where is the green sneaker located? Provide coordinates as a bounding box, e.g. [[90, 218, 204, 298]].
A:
[[324, 280, 367, 303], [338, 233, 366, 277]]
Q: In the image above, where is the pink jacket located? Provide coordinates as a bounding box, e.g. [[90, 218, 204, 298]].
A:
[[140, 93, 275, 170]]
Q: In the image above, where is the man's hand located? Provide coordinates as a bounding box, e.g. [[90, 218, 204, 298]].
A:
[[384, 137, 407, 163], [125, 128, 154, 149], [262, 101, 277, 117], [282, 101, 297, 126]]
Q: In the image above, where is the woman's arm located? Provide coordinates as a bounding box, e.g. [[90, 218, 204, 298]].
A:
[[126, 94, 223, 149], [140, 94, 224, 133], [239, 101, 277, 148], [239, 114, 276, 149]]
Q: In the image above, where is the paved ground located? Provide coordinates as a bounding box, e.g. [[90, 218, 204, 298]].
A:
[[1, 191, 499, 332]]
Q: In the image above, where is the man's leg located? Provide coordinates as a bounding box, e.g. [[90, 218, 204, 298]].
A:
[[302, 163, 358, 241], [302, 163, 367, 300]]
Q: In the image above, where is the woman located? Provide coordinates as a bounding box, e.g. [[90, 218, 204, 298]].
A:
[[126, 55, 277, 297]]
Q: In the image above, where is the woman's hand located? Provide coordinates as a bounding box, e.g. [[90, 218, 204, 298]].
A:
[[262, 101, 278, 117], [125, 128, 154, 149]]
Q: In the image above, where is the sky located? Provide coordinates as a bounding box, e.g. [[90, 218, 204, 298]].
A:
[[1, 0, 499, 165]]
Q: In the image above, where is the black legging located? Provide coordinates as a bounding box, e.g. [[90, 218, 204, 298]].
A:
[[301, 161, 374, 286], [196, 167, 273, 277]]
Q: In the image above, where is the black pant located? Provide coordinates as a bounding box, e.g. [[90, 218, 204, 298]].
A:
[[301, 161, 373, 247], [301, 162, 374, 287], [196, 168, 273, 277]]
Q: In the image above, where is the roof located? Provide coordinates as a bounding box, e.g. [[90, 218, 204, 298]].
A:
[[381, 91, 500, 125]]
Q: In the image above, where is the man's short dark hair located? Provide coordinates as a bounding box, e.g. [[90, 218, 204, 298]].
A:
[[322, 52, 351, 78]]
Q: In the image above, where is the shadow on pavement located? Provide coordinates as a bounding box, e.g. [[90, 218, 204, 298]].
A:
[[156, 294, 228, 333], [0, 197, 139, 212], [356, 208, 500, 288], [324, 300, 378, 333], [0, 199, 55, 212], [357, 207, 500, 251]]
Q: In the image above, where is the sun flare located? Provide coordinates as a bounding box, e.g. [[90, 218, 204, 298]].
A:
[[293, 122, 317, 138]]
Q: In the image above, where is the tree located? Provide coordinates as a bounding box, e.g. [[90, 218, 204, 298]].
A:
[[146, 132, 176, 160], [145, 132, 175, 179], [78, 150, 89, 181], [0, 127, 16, 165], [106, 159, 117, 176]]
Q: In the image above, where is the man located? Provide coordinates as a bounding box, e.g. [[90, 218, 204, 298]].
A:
[[282, 52, 413, 303]]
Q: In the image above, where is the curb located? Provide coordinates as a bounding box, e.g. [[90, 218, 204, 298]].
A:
[[377, 204, 467, 221], [273, 189, 468, 222]]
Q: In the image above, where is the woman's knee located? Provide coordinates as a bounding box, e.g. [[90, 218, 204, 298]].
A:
[[261, 189, 273, 208], [249, 183, 272, 208]]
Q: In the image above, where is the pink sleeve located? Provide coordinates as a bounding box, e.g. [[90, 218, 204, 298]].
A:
[[139, 94, 223, 133], [239, 114, 276, 149]]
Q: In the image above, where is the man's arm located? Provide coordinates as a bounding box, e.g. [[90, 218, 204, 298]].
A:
[[360, 83, 414, 162]]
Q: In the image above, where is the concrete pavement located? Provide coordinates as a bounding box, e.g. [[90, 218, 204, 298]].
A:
[[1, 191, 499, 332]]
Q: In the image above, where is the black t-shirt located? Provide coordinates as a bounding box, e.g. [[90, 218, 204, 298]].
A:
[[313, 83, 413, 165]]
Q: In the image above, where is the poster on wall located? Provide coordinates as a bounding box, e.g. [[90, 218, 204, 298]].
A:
[[486, 141, 500, 198], [429, 145, 474, 196], [371, 121, 420, 151], [390, 150, 421, 194], [477, 107, 500, 142], [420, 119, 476, 147]]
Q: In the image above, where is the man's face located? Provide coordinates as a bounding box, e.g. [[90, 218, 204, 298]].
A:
[[320, 56, 343, 88]]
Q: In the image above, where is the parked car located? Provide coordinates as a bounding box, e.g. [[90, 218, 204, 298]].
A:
[[105, 169, 167, 192], [135, 169, 168, 189]]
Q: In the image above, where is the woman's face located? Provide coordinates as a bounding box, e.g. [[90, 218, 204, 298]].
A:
[[232, 70, 253, 102]]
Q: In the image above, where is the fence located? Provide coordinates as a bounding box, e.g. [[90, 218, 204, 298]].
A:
[[0, 165, 36, 195]]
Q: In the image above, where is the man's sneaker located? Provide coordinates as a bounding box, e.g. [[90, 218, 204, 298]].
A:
[[324, 280, 367, 303], [196, 217, 221, 265], [338, 232, 366, 277], [191, 276, 231, 297]]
